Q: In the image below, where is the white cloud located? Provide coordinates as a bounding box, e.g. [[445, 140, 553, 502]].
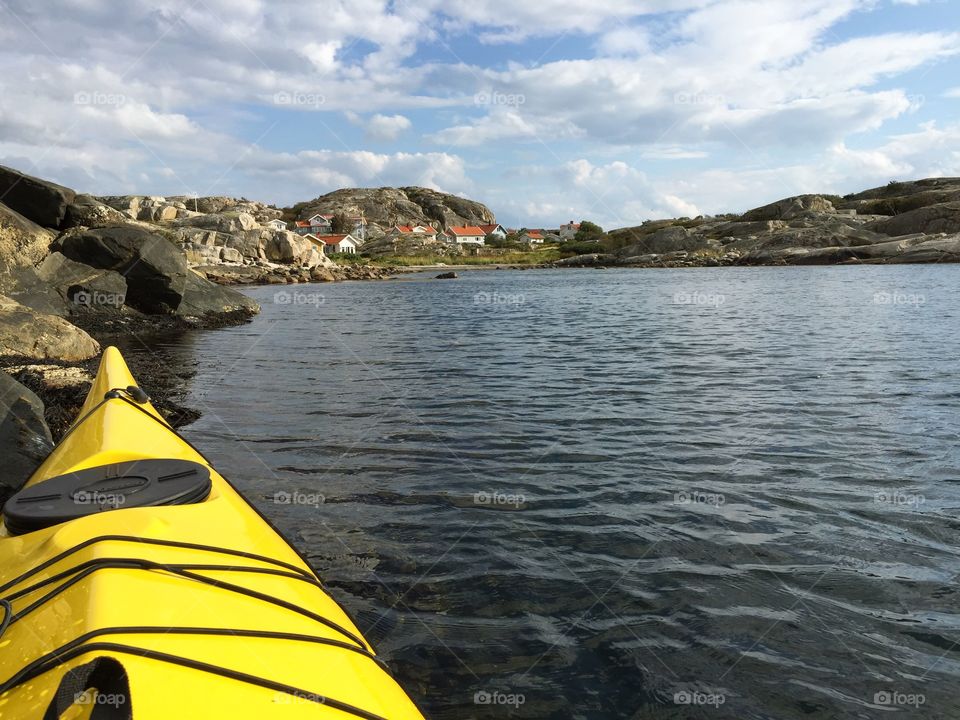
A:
[[0, 0, 956, 226], [430, 111, 584, 146], [945, 87, 960, 98], [365, 114, 413, 141]]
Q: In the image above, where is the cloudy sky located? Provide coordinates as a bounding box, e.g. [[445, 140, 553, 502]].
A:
[[1, 0, 958, 229]]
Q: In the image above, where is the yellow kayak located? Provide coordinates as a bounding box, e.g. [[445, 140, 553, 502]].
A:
[[0, 347, 425, 719]]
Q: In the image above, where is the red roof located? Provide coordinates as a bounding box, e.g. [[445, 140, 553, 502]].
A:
[[448, 225, 486, 236], [295, 220, 311, 228], [395, 224, 436, 233], [525, 230, 544, 239], [477, 224, 501, 234]]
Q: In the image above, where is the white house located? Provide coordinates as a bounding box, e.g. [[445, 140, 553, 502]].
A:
[[445, 226, 486, 245], [308, 213, 334, 228], [320, 233, 359, 254], [392, 224, 438, 243], [519, 230, 545, 245], [266, 219, 287, 232], [478, 223, 507, 240], [559, 221, 581, 241]]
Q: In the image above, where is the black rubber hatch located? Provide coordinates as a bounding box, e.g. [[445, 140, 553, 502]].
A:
[[3, 458, 211, 535]]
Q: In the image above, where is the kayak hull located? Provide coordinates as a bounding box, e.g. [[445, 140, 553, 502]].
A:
[[0, 347, 424, 719]]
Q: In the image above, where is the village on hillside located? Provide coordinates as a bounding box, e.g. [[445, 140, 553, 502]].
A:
[[281, 211, 601, 258]]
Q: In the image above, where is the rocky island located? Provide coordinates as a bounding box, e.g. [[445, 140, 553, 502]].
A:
[[581, 178, 960, 268]]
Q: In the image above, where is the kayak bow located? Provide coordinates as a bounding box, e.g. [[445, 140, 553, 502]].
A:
[[0, 347, 425, 719]]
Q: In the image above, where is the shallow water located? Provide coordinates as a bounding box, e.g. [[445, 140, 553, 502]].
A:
[[140, 266, 960, 719]]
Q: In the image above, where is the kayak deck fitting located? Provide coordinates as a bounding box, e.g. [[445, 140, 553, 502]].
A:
[[0, 347, 425, 719]]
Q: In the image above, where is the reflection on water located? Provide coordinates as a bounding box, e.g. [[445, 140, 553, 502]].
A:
[[135, 266, 960, 719]]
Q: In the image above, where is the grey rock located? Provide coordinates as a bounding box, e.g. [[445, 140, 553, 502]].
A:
[[298, 186, 494, 233], [0, 164, 76, 228], [58, 225, 189, 313], [0, 266, 69, 316], [0, 294, 100, 360], [173, 211, 258, 233], [220, 247, 243, 263], [0, 202, 55, 269], [741, 194, 837, 221], [0, 371, 53, 504], [867, 202, 960, 236], [36, 252, 128, 309], [174, 272, 260, 317], [63, 194, 128, 229], [616, 225, 717, 256]]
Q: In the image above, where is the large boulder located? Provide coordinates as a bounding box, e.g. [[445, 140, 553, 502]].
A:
[[263, 231, 325, 266], [0, 294, 100, 360], [175, 272, 260, 317], [181, 243, 226, 265], [867, 202, 960, 236], [36, 252, 128, 310], [0, 372, 53, 504], [57, 226, 189, 313], [63, 194, 129, 229], [741, 194, 837, 222], [174, 211, 258, 233], [0, 202, 56, 269], [0, 266, 69, 316], [0, 165, 76, 229], [224, 230, 269, 260]]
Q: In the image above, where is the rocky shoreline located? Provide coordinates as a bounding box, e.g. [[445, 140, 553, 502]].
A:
[[3, 165, 960, 502]]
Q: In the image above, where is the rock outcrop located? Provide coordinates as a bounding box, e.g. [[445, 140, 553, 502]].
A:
[[57, 226, 191, 313], [606, 178, 960, 267], [740, 194, 838, 221], [866, 202, 960, 236], [0, 165, 76, 229], [294, 186, 495, 235], [0, 295, 100, 361], [0, 203, 56, 268], [36, 252, 128, 309], [0, 372, 54, 503]]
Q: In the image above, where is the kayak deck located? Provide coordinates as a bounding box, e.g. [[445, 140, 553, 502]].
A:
[[0, 348, 424, 719]]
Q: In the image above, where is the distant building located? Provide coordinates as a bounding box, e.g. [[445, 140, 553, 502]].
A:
[[318, 233, 359, 254], [391, 224, 438, 243], [308, 213, 334, 228], [348, 215, 368, 240], [302, 234, 327, 255], [477, 223, 507, 240], [559, 221, 581, 240], [266, 219, 288, 232], [444, 226, 487, 245], [519, 230, 545, 245], [292, 214, 334, 235]]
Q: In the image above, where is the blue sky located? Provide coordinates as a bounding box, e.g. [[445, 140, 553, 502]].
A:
[[0, 0, 958, 229]]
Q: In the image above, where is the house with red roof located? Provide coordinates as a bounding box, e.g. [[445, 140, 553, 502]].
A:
[[559, 220, 581, 241], [477, 223, 507, 240], [443, 226, 487, 246], [293, 220, 314, 235], [519, 230, 546, 245], [390, 224, 438, 243], [306, 233, 359, 254]]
